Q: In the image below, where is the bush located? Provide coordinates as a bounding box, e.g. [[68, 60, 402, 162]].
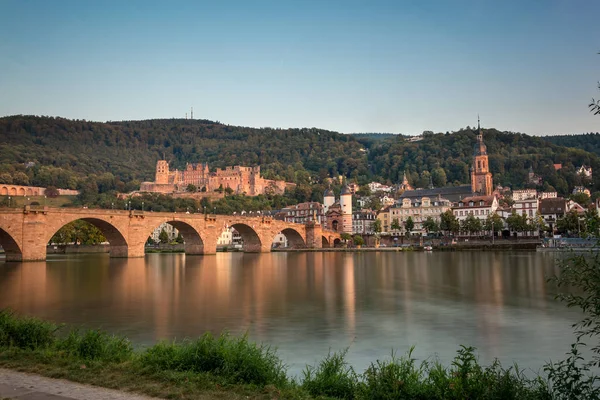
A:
[[302, 349, 357, 399], [359, 348, 428, 399], [55, 329, 133, 362], [0, 309, 58, 350], [140, 333, 287, 386], [358, 346, 550, 400]]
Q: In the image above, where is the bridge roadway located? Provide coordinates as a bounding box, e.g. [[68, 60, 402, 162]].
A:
[[0, 206, 342, 262]]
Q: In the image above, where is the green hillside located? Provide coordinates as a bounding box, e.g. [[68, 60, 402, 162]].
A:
[[366, 129, 600, 195], [0, 115, 598, 199], [543, 133, 600, 157]]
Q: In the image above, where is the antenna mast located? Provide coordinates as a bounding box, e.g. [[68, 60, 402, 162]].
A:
[[191, 107, 194, 120]]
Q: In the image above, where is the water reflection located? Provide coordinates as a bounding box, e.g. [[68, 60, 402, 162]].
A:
[[0, 251, 578, 375]]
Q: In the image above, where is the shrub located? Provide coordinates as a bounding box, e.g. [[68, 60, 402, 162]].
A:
[[359, 348, 428, 399], [140, 333, 287, 386], [55, 329, 133, 362], [0, 309, 58, 350], [302, 349, 357, 399]]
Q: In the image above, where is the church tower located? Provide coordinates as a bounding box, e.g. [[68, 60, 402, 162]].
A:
[[471, 118, 493, 196]]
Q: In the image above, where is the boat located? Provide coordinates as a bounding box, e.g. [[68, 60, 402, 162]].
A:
[[423, 245, 433, 251]]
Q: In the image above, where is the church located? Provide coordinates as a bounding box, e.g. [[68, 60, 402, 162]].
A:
[[399, 120, 494, 202]]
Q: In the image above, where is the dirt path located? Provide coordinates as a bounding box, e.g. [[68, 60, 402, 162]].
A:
[[0, 368, 162, 399]]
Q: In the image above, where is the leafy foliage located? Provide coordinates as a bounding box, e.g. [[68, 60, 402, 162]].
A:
[[50, 220, 106, 245], [545, 248, 600, 399]]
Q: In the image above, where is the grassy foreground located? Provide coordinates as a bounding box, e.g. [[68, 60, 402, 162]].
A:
[[0, 309, 553, 399]]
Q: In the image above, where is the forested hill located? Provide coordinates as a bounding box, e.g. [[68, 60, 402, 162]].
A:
[[0, 115, 598, 197], [0, 115, 368, 188], [543, 133, 600, 157], [366, 129, 600, 195]]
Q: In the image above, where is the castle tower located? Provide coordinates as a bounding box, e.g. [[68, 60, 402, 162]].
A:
[[155, 160, 170, 184], [340, 185, 353, 233], [323, 188, 335, 214], [470, 118, 493, 196]]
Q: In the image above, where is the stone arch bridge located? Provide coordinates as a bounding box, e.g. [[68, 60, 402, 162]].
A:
[[0, 206, 342, 262]]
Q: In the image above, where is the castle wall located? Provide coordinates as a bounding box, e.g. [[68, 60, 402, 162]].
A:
[[142, 160, 294, 196]]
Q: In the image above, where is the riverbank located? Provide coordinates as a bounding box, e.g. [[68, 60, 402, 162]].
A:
[[276, 242, 539, 252], [0, 310, 555, 399]]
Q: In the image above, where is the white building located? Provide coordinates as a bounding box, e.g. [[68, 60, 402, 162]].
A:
[[512, 189, 538, 218], [380, 195, 396, 207], [512, 189, 537, 202], [368, 182, 392, 193], [540, 192, 557, 199], [282, 202, 325, 224], [390, 196, 452, 234], [577, 165, 593, 179], [453, 196, 499, 222], [352, 210, 377, 234], [150, 222, 179, 243], [272, 233, 288, 248]]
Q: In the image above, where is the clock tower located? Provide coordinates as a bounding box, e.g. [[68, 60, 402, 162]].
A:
[[471, 118, 493, 196]]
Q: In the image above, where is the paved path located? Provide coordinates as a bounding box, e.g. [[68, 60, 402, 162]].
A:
[[0, 369, 160, 400]]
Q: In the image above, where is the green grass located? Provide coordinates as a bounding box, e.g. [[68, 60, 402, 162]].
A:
[[0, 309, 561, 399]]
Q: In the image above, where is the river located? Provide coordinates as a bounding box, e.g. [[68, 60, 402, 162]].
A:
[[0, 251, 582, 376]]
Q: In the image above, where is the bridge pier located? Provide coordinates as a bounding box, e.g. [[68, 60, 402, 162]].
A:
[[305, 223, 323, 249]]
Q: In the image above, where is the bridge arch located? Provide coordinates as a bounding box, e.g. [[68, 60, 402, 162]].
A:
[[272, 228, 306, 249], [46, 217, 129, 258], [0, 187, 7, 195], [229, 223, 262, 252], [147, 220, 205, 255], [0, 227, 23, 262], [322, 235, 331, 248]]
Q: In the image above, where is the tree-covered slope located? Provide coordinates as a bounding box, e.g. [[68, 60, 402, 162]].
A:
[[0, 115, 368, 186], [543, 133, 600, 157], [366, 128, 600, 195], [0, 115, 598, 197]]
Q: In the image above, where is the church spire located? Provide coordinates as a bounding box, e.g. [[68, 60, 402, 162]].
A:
[[477, 114, 480, 131]]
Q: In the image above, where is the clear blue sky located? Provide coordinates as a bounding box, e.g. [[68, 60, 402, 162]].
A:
[[0, 0, 598, 135]]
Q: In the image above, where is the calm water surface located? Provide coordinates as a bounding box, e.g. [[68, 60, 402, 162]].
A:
[[0, 251, 581, 375]]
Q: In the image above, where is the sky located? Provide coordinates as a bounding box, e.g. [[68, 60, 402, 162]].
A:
[[0, 0, 599, 136]]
